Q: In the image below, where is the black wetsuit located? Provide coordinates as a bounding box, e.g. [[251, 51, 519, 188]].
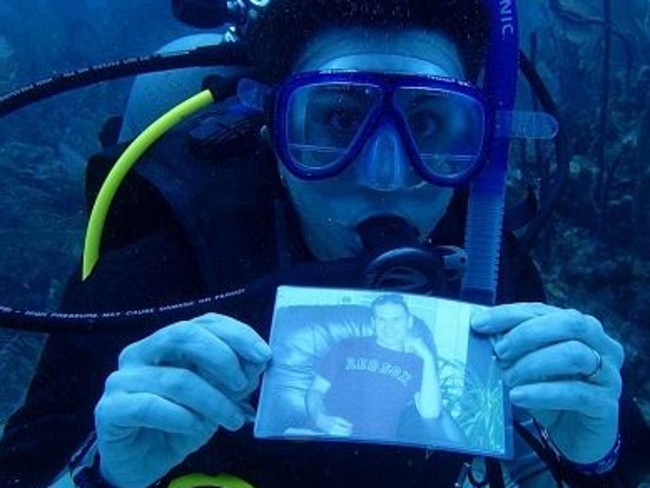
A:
[[0, 106, 646, 488]]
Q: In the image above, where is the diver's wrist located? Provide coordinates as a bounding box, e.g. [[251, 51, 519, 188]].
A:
[[537, 423, 621, 476], [69, 432, 161, 488], [533, 421, 628, 488], [70, 436, 117, 488]]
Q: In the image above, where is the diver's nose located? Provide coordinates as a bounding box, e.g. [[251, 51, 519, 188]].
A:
[[354, 121, 420, 191]]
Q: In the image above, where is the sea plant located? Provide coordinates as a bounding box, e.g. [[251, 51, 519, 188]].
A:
[[438, 356, 505, 452]]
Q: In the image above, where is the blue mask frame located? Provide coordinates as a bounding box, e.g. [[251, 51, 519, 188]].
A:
[[273, 70, 494, 188]]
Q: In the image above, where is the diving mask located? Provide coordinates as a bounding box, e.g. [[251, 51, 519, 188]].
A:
[[238, 70, 557, 188], [276, 70, 489, 187]]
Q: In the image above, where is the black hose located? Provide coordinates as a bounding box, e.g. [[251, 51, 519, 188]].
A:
[[0, 41, 259, 334], [0, 43, 250, 118], [0, 288, 250, 334]]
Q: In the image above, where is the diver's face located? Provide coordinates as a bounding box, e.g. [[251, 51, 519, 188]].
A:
[[372, 302, 412, 351], [279, 28, 466, 260]]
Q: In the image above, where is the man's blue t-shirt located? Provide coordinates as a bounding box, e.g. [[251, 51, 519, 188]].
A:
[[317, 336, 423, 439]]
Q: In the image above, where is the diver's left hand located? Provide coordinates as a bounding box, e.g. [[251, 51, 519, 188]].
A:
[[471, 303, 624, 464]]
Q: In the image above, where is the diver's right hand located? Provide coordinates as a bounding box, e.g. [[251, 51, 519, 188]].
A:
[[94, 313, 272, 488]]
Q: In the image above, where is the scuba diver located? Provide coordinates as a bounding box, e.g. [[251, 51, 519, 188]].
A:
[[0, 0, 648, 486]]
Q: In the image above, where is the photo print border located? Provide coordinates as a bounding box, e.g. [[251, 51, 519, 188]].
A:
[[255, 286, 513, 459]]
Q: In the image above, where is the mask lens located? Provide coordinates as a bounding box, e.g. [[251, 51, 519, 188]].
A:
[[286, 82, 381, 170], [394, 87, 485, 178]]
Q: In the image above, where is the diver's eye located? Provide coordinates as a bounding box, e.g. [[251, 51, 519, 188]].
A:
[[408, 111, 443, 138], [326, 108, 364, 133]]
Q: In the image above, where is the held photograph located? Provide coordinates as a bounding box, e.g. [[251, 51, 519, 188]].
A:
[[255, 286, 512, 458]]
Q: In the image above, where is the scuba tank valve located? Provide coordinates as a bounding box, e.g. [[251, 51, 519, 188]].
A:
[[172, 0, 271, 31]]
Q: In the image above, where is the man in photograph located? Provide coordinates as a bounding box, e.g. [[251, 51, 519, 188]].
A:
[[306, 293, 441, 439]]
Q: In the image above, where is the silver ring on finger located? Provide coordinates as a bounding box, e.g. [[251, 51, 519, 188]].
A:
[[584, 348, 603, 381]]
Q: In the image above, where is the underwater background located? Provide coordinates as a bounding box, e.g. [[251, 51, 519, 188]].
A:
[[0, 0, 649, 457]]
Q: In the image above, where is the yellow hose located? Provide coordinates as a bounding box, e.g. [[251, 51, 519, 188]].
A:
[[167, 473, 255, 488], [82, 89, 215, 280]]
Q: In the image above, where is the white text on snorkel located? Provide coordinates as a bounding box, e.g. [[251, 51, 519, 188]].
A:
[[499, 0, 515, 39]]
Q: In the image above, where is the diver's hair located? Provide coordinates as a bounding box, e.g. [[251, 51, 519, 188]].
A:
[[370, 293, 410, 317], [246, 0, 489, 82]]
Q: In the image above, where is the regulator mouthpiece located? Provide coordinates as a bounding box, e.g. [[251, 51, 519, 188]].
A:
[[357, 216, 446, 295]]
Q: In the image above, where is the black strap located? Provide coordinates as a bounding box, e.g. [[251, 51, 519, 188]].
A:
[[513, 421, 563, 486], [485, 458, 505, 488]]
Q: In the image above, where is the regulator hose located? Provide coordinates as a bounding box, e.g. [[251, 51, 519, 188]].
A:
[[0, 43, 250, 118], [0, 288, 249, 334]]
